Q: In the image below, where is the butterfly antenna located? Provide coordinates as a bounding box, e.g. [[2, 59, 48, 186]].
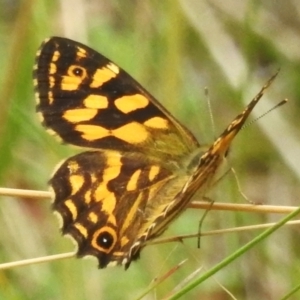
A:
[[204, 87, 216, 138], [242, 98, 288, 130]]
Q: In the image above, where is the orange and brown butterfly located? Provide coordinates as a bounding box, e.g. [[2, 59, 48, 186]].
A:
[[33, 36, 277, 269]]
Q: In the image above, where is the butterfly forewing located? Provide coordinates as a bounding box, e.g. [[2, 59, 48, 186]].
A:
[[34, 37, 199, 160]]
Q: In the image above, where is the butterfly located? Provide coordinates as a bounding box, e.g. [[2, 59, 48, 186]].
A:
[[33, 36, 277, 269]]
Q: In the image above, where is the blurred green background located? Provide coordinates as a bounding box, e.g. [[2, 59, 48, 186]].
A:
[[1, 0, 300, 299]]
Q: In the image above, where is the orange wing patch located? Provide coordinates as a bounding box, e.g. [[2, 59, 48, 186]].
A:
[[115, 94, 149, 113], [83, 95, 109, 109], [63, 108, 98, 123], [90, 63, 119, 88], [61, 66, 87, 91], [75, 122, 149, 144]]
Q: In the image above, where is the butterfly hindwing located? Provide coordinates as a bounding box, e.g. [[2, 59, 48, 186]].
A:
[[50, 150, 190, 268]]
